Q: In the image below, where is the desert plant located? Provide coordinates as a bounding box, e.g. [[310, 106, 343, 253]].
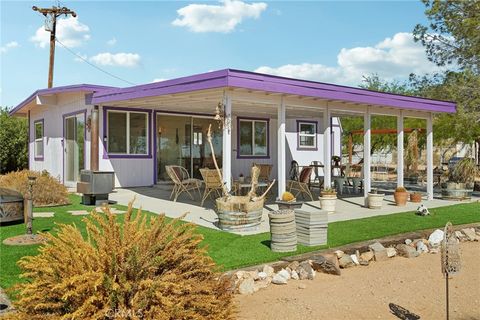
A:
[[395, 186, 407, 193], [281, 191, 295, 202], [7, 202, 235, 319], [322, 187, 336, 194], [449, 157, 478, 184], [0, 170, 69, 206]]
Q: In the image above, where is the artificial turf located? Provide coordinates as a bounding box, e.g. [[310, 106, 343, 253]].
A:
[[0, 194, 478, 291]]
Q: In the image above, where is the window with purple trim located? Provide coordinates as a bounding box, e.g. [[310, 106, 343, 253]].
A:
[[34, 120, 44, 159], [238, 118, 268, 157], [107, 110, 148, 155], [298, 121, 317, 149]]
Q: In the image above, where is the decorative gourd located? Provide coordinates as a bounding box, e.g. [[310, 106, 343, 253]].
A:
[[281, 191, 296, 202]]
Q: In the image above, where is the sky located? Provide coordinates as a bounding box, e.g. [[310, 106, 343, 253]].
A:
[[0, 0, 441, 107]]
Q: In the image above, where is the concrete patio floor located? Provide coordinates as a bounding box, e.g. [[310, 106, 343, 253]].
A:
[[108, 183, 480, 236]]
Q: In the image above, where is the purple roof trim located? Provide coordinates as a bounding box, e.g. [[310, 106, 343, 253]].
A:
[[10, 84, 115, 116], [91, 69, 455, 113]]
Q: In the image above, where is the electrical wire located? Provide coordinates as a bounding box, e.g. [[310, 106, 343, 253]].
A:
[[55, 38, 137, 86]]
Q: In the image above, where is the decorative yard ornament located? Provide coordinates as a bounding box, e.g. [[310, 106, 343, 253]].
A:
[[416, 204, 430, 216], [26, 176, 37, 235], [441, 222, 461, 320]]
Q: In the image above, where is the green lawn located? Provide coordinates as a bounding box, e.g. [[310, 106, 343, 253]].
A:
[[0, 194, 479, 291]]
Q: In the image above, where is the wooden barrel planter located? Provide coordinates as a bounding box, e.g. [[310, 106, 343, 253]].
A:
[[268, 209, 297, 252], [216, 196, 264, 231]]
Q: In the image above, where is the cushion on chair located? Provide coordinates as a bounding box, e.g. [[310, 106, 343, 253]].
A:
[[171, 166, 182, 181], [299, 167, 313, 183]]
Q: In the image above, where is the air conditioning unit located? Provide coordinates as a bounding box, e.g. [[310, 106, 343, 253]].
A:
[[77, 170, 115, 205]]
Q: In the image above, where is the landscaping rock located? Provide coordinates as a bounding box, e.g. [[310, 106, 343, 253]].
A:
[[461, 228, 479, 241], [386, 247, 397, 258], [310, 254, 341, 276], [68, 210, 89, 216], [278, 269, 291, 280], [334, 250, 345, 259], [254, 279, 270, 291], [397, 244, 420, 258], [359, 260, 369, 266], [246, 270, 259, 280], [298, 284, 307, 289], [258, 271, 268, 280], [368, 241, 388, 261], [238, 277, 255, 294], [291, 270, 299, 280], [287, 261, 299, 271], [263, 265, 275, 277], [350, 254, 360, 265], [338, 254, 355, 268], [297, 261, 315, 280], [455, 231, 468, 241], [405, 239, 412, 245], [33, 211, 55, 218], [272, 273, 288, 285], [428, 229, 444, 246], [360, 251, 374, 262], [416, 241, 429, 253]]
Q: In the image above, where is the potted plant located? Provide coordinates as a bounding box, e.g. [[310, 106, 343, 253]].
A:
[[410, 192, 422, 203], [238, 173, 245, 183], [319, 188, 337, 213], [367, 188, 384, 209], [393, 186, 408, 206], [276, 191, 303, 210], [442, 157, 477, 200]]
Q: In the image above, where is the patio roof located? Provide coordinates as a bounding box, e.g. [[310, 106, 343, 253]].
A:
[[91, 69, 456, 113]]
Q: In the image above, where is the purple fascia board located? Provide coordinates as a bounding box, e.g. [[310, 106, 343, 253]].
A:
[[226, 70, 456, 113], [10, 84, 115, 116], [92, 69, 230, 104]]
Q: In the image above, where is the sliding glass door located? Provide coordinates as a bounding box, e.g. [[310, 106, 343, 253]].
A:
[[64, 113, 85, 186], [156, 114, 222, 181]]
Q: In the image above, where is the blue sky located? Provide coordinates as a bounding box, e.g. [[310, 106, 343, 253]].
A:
[[1, 0, 439, 107]]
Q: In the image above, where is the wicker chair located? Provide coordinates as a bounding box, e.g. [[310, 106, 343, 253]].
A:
[[165, 165, 202, 202], [287, 166, 314, 201], [199, 168, 224, 206], [252, 163, 273, 183]]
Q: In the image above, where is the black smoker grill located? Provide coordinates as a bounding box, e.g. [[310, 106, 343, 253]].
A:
[[77, 170, 115, 205]]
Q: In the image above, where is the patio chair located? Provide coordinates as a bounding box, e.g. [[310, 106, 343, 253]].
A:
[[310, 160, 324, 189], [287, 166, 314, 201], [199, 168, 224, 206], [165, 165, 202, 202]]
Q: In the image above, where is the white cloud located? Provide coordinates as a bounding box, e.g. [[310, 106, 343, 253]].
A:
[[31, 17, 90, 48], [255, 32, 442, 86], [0, 41, 19, 54], [107, 37, 117, 46], [172, 0, 267, 33], [90, 52, 141, 67]]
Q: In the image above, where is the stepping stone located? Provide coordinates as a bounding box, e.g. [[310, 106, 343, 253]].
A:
[[67, 210, 90, 216], [33, 212, 55, 218]]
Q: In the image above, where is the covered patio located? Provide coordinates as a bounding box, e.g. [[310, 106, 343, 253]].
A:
[[91, 69, 456, 206]]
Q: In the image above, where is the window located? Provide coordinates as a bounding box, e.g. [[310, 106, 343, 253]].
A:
[[107, 110, 149, 156], [238, 118, 268, 157], [298, 121, 317, 149], [34, 120, 44, 159]]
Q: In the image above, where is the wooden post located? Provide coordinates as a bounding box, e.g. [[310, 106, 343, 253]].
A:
[[277, 97, 286, 199], [363, 107, 371, 206]]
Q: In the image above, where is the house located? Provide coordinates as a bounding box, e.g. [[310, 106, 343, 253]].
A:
[[9, 69, 456, 203]]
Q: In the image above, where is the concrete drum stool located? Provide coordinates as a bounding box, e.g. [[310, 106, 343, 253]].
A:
[[268, 209, 297, 252]]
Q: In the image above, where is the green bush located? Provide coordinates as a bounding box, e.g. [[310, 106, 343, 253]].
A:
[[0, 107, 28, 174]]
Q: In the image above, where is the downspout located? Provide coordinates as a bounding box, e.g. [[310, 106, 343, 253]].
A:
[[90, 106, 99, 171]]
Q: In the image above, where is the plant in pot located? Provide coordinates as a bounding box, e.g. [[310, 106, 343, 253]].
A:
[[410, 192, 422, 203], [367, 188, 385, 209], [276, 191, 303, 210], [238, 173, 245, 183], [319, 188, 337, 213], [393, 186, 408, 206], [442, 157, 477, 200]]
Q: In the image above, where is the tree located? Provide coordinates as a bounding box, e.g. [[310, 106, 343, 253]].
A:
[[0, 107, 28, 174], [413, 0, 480, 72]]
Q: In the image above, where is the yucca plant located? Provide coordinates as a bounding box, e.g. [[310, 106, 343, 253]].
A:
[[449, 157, 477, 184], [7, 202, 235, 320]]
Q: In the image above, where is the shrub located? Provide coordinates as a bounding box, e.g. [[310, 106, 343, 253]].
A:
[[8, 203, 235, 319], [0, 170, 69, 206], [0, 107, 28, 174]]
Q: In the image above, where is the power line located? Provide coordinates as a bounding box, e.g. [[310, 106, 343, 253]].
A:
[[55, 38, 137, 86]]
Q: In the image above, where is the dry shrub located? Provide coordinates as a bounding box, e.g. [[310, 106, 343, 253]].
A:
[[0, 170, 69, 206], [7, 202, 235, 320]]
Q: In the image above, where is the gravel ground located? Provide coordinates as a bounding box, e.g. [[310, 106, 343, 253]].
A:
[[236, 241, 480, 320]]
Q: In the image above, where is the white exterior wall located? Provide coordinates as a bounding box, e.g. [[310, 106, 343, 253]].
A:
[[29, 92, 92, 183]]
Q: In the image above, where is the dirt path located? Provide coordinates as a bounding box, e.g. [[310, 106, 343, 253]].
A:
[[235, 242, 480, 320]]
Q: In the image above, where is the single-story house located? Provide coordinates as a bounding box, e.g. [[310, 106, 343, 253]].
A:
[[10, 69, 456, 203]]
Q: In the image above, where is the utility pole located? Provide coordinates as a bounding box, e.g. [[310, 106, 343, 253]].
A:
[[32, 5, 76, 88]]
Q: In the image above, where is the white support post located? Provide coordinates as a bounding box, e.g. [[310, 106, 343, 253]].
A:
[[222, 94, 232, 191], [363, 107, 371, 206], [397, 111, 404, 187], [277, 97, 286, 199], [323, 107, 331, 189], [426, 113, 434, 200]]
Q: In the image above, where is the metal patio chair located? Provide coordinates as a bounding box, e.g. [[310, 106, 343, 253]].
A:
[[287, 166, 314, 201], [165, 165, 202, 202]]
